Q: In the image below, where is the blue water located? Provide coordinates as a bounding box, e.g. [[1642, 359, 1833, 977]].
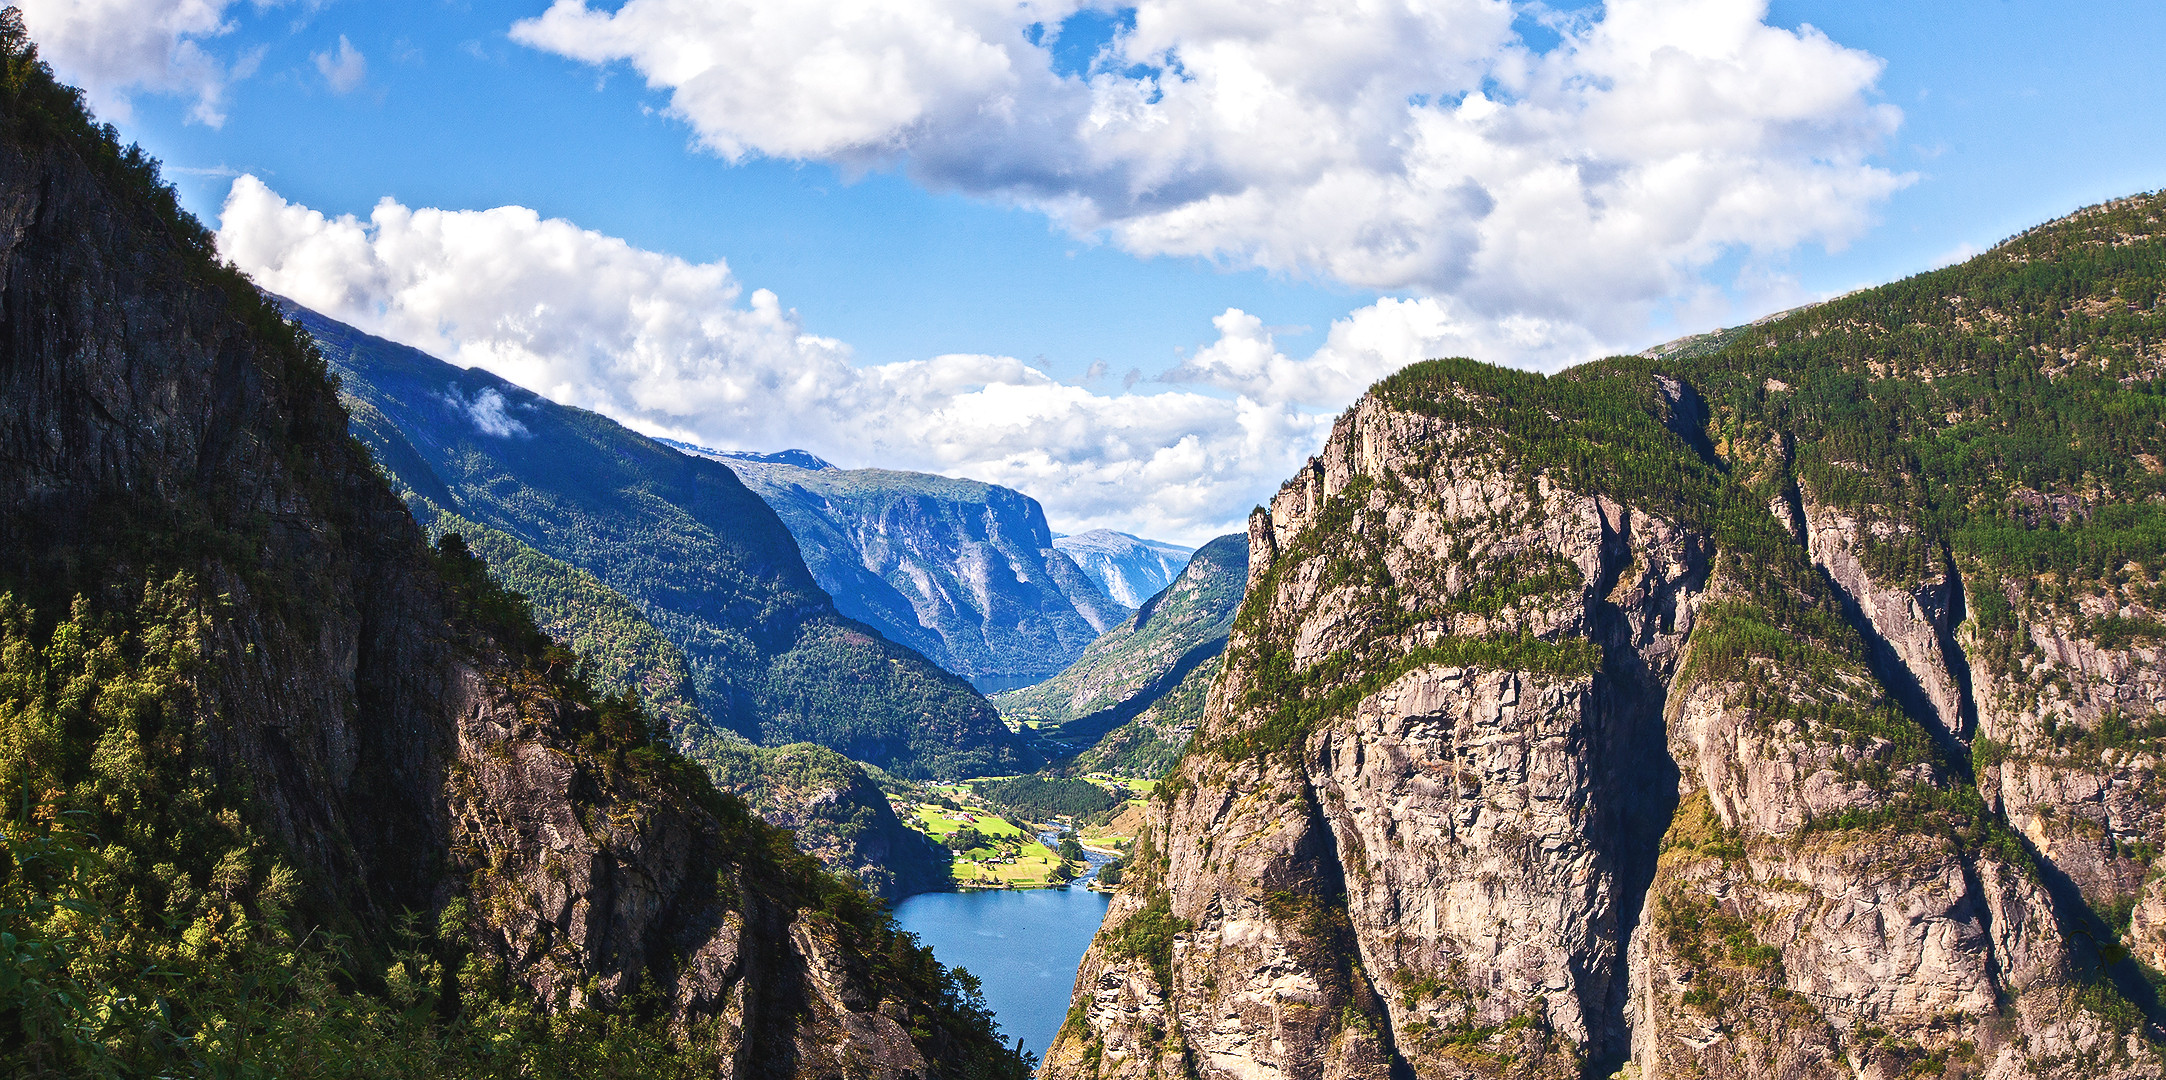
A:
[[892, 838, 1115, 1060]]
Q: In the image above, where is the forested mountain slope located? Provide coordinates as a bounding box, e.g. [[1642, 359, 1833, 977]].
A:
[[694, 448, 1125, 687], [0, 21, 1024, 1078], [992, 533, 1246, 773], [296, 304, 1036, 780], [1053, 529, 1194, 608], [1049, 194, 2166, 1080], [408, 508, 949, 899]]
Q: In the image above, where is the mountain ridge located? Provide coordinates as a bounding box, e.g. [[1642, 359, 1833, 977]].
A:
[[703, 449, 1126, 687], [1054, 529, 1195, 608], [297, 301, 1038, 780], [0, 24, 1025, 1075], [1047, 191, 2166, 1079], [992, 533, 1246, 769]]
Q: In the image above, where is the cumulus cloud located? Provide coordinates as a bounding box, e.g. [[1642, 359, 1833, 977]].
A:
[[512, 0, 1906, 355], [15, 0, 267, 126], [313, 33, 365, 94], [218, 176, 1372, 544]]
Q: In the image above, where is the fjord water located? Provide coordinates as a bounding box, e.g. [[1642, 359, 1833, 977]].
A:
[[894, 886, 1112, 1059]]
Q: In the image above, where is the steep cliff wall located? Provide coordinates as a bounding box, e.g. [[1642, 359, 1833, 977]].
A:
[[0, 27, 1021, 1077], [1048, 200, 2166, 1080], [711, 453, 1124, 686], [1056, 530, 1196, 608]]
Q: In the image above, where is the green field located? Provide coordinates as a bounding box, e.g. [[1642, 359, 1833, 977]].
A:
[[887, 772, 1166, 887], [907, 801, 1075, 888]]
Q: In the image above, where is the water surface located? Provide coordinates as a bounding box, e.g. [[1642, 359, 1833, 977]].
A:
[[893, 857, 1114, 1060]]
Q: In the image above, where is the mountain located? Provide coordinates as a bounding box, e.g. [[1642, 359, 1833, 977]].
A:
[[1048, 195, 2166, 1078], [418, 507, 948, 898], [992, 533, 1246, 769], [294, 306, 1036, 781], [696, 740, 951, 899], [685, 446, 1126, 688], [0, 26, 1024, 1078], [1053, 529, 1195, 607]]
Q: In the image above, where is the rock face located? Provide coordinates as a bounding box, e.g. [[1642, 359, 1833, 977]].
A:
[[1048, 192, 2166, 1080], [994, 533, 1246, 768], [301, 306, 1035, 781], [0, 41, 1020, 1077], [703, 451, 1125, 688], [1056, 530, 1197, 608]]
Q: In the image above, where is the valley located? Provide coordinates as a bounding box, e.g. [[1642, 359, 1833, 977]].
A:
[[3, 9, 2165, 1080]]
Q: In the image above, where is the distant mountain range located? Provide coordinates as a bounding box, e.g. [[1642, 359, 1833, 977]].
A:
[[293, 302, 1035, 782], [675, 443, 1127, 689], [994, 532, 1247, 773], [1053, 529, 1195, 607]]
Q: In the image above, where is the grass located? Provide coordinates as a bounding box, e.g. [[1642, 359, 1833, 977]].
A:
[[907, 801, 1074, 888]]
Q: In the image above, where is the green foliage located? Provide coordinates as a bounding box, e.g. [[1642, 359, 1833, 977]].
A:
[[1671, 193, 2166, 609], [426, 510, 705, 740], [0, 575, 709, 1079], [1071, 655, 1217, 779], [994, 533, 1247, 730], [1105, 890, 1191, 990], [972, 776, 1117, 821], [693, 738, 945, 898], [1213, 632, 1600, 762]]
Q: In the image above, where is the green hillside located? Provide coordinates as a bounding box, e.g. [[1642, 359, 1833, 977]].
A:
[[0, 20, 1025, 1077], [302, 307, 1036, 781], [994, 533, 1247, 769], [393, 504, 947, 896]]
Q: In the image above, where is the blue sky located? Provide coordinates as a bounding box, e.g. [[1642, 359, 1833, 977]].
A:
[[30, 0, 2166, 543]]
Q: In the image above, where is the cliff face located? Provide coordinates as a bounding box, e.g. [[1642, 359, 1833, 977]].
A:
[[1055, 530, 1196, 609], [1049, 194, 2166, 1080], [0, 32, 1020, 1077], [711, 453, 1124, 687], [994, 533, 1246, 767], [300, 306, 1035, 781]]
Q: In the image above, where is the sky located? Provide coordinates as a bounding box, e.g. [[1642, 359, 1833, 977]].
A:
[[21, 0, 2166, 546]]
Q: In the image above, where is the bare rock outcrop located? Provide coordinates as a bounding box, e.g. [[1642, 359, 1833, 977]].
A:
[[1047, 358, 2164, 1080]]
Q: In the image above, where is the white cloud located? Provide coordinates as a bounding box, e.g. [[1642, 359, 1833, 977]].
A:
[[313, 33, 364, 94], [217, 175, 1351, 545], [511, 0, 1908, 357], [443, 387, 529, 438], [15, 0, 269, 126]]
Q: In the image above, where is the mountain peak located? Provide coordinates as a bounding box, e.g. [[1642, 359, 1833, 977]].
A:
[[661, 439, 837, 471]]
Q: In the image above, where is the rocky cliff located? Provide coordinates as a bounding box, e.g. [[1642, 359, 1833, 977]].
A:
[[391, 503, 948, 899], [704, 451, 1124, 688], [1056, 530, 1196, 609], [994, 533, 1246, 770], [1048, 194, 2166, 1080], [0, 25, 1023, 1078]]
